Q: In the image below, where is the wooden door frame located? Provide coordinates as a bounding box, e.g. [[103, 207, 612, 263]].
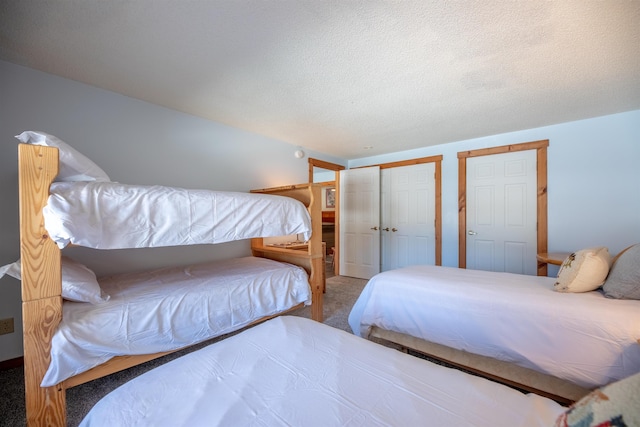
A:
[[308, 158, 345, 274], [457, 140, 548, 275], [308, 158, 345, 183]]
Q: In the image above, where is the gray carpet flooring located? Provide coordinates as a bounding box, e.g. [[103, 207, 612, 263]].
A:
[[0, 271, 368, 427]]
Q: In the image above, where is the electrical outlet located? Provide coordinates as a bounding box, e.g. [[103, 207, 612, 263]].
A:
[[0, 318, 14, 335]]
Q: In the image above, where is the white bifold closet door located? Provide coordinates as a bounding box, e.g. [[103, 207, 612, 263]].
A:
[[381, 163, 436, 272], [339, 167, 380, 279], [340, 163, 436, 279]]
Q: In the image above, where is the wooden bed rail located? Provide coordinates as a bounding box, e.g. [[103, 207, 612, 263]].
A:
[[369, 327, 590, 404], [18, 144, 66, 426]]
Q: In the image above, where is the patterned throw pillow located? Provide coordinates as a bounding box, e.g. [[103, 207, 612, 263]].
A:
[[555, 371, 640, 427], [554, 247, 611, 293]]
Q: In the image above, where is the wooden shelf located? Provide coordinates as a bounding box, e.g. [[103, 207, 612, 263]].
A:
[[536, 252, 571, 266]]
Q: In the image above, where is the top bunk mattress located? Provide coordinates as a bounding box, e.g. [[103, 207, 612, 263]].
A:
[[79, 316, 565, 427], [348, 265, 640, 389], [43, 181, 312, 249]]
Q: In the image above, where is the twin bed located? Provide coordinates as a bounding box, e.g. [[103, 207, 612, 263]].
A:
[[348, 255, 640, 403], [79, 315, 569, 427]]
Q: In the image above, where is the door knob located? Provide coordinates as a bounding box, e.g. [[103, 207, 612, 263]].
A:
[[392, 228, 398, 232], [468, 230, 477, 235], [371, 226, 379, 231], [383, 227, 390, 232]]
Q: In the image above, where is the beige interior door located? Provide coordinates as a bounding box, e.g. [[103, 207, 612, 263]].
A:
[[381, 163, 436, 271], [339, 167, 380, 279], [466, 150, 537, 274]]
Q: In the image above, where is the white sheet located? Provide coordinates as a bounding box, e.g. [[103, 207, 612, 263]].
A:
[[42, 256, 310, 387], [348, 265, 640, 389], [80, 316, 565, 427], [43, 181, 312, 249]]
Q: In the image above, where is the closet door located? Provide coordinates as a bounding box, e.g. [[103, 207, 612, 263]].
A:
[[466, 149, 537, 274], [381, 163, 436, 271], [339, 167, 380, 279]]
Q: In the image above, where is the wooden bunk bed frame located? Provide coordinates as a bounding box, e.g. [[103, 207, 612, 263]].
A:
[[250, 183, 325, 323], [18, 143, 325, 426]]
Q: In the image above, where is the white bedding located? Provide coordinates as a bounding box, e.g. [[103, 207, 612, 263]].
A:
[[80, 316, 565, 427], [42, 256, 310, 387], [43, 181, 312, 249], [348, 265, 640, 389]]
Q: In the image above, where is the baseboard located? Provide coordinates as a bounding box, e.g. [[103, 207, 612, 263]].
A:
[[0, 356, 24, 371]]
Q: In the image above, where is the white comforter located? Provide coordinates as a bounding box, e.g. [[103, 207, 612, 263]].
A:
[[43, 181, 312, 249], [349, 265, 640, 389], [80, 316, 565, 427], [42, 257, 310, 387]]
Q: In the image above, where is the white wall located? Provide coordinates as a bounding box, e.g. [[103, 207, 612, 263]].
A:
[[0, 60, 344, 361], [349, 109, 640, 270]]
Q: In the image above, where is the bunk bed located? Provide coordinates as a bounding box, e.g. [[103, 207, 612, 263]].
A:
[[348, 261, 640, 404], [17, 142, 325, 426]]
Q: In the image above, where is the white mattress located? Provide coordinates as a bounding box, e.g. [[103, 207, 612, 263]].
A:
[[79, 316, 565, 427], [348, 265, 640, 389], [42, 256, 310, 387], [43, 181, 312, 249]]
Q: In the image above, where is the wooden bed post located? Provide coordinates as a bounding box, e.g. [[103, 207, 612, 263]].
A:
[[18, 144, 66, 426], [307, 184, 324, 322]]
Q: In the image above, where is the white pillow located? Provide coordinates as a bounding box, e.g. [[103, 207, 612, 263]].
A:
[[553, 247, 611, 293], [15, 131, 110, 182], [0, 257, 109, 304]]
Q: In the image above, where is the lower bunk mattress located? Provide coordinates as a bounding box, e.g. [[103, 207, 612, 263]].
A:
[[348, 265, 640, 389], [42, 256, 311, 387], [79, 316, 565, 426]]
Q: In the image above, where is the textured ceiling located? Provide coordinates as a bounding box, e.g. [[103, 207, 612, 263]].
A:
[[1, 1, 639, 159]]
